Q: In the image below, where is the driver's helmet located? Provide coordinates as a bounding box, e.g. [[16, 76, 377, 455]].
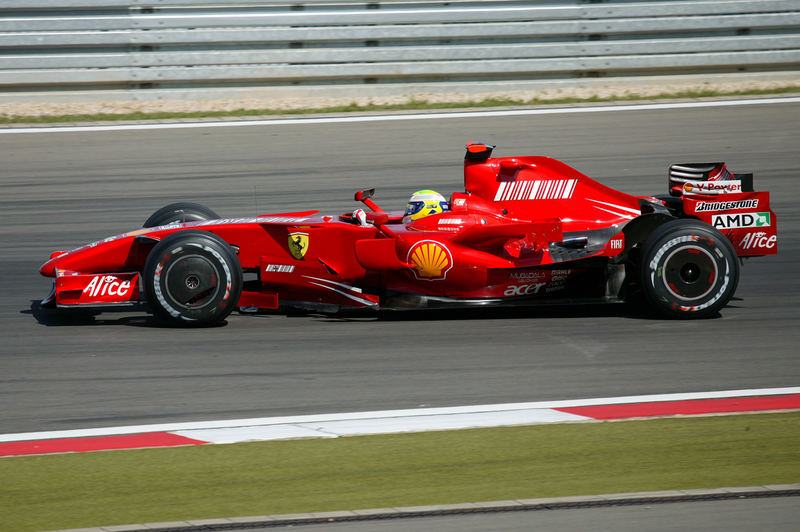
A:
[[403, 190, 449, 223]]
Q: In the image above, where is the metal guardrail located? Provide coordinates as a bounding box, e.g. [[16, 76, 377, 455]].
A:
[[1, 0, 798, 92]]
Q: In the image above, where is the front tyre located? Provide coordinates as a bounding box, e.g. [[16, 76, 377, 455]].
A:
[[639, 219, 739, 318], [143, 202, 219, 228], [143, 230, 242, 327]]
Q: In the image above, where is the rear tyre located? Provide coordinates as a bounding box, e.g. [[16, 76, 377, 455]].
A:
[[143, 202, 219, 228], [143, 230, 242, 327], [639, 219, 739, 318]]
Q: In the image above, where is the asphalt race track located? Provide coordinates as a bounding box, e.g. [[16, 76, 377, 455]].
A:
[[238, 497, 800, 532], [1, 99, 798, 437]]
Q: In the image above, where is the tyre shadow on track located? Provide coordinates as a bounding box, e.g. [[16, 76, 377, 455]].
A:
[[23, 300, 229, 328], [23, 298, 734, 327], [338, 300, 732, 322], [373, 305, 633, 322]]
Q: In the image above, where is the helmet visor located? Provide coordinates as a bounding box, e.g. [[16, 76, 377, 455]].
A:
[[404, 201, 425, 217]]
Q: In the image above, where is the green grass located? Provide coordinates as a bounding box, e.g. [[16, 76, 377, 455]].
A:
[[1, 412, 798, 531], [2, 86, 799, 124]]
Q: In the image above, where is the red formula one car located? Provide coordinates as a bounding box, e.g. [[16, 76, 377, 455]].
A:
[[40, 143, 777, 326]]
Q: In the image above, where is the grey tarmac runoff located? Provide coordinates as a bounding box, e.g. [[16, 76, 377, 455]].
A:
[[1, 96, 798, 532], [0, 97, 797, 432]]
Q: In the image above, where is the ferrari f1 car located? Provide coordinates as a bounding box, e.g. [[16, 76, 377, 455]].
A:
[[39, 143, 777, 326]]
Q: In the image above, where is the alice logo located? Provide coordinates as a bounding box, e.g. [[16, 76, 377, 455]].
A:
[[407, 240, 453, 280]]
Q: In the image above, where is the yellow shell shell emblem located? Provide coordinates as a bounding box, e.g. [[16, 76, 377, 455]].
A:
[[408, 240, 453, 280], [288, 231, 309, 260]]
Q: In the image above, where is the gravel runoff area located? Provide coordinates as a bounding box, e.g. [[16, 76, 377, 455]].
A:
[[53, 485, 800, 532], [1, 72, 799, 119]]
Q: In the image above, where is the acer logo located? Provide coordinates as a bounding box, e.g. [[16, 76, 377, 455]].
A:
[[504, 283, 546, 296], [83, 275, 133, 298]]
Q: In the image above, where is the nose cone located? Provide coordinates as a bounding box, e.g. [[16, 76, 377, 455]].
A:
[[40, 259, 56, 277], [40, 251, 68, 277], [40, 257, 58, 277]]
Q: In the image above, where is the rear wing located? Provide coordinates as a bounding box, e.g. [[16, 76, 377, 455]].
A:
[[667, 162, 776, 257], [669, 162, 753, 196]]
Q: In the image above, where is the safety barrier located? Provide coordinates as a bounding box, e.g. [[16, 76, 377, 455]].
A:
[[1, 0, 799, 93]]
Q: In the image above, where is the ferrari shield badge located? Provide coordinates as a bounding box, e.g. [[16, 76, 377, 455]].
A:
[[407, 240, 453, 280], [288, 231, 309, 259]]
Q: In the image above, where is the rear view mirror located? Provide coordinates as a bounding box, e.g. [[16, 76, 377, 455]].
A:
[[354, 189, 375, 201]]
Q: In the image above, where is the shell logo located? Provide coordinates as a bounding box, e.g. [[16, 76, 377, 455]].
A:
[[683, 182, 694, 192], [407, 240, 453, 281]]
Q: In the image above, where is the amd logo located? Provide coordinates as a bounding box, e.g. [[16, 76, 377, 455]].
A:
[[711, 212, 770, 230]]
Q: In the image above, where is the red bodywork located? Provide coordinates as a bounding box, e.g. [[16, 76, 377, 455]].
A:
[[39, 146, 777, 313]]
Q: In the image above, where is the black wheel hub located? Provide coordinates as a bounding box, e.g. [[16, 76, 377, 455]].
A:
[[165, 255, 219, 309], [679, 263, 701, 284], [184, 274, 201, 290], [662, 246, 717, 301]]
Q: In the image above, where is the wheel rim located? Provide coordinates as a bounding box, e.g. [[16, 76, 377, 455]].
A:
[[163, 254, 221, 309], [661, 245, 718, 301]]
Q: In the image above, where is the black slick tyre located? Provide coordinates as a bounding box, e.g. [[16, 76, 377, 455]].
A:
[[143, 230, 242, 327], [639, 219, 739, 318], [143, 202, 219, 228]]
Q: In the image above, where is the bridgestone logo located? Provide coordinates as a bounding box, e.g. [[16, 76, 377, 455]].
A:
[[696, 199, 759, 212]]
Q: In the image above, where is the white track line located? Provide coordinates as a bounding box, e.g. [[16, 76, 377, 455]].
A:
[[1, 386, 797, 443], [2, 97, 799, 135], [175, 409, 591, 443]]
